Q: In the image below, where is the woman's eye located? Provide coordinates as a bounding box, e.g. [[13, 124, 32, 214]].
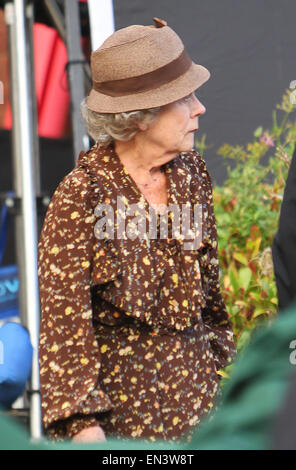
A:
[[183, 94, 194, 103], [175, 93, 195, 106]]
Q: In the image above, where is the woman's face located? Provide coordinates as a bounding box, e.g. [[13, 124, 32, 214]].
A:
[[139, 93, 206, 155]]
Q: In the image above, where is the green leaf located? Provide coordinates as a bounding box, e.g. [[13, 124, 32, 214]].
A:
[[254, 126, 263, 138], [238, 267, 253, 291], [229, 268, 239, 293], [237, 330, 252, 351], [233, 252, 249, 266], [252, 308, 267, 318], [272, 110, 278, 132], [217, 370, 229, 379]]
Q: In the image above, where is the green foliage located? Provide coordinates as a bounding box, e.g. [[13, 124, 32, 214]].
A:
[[195, 88, 296, 359]]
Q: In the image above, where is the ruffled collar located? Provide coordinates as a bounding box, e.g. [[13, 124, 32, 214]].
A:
[[77, 142, 195, 243], [76, 142, 209, 331]]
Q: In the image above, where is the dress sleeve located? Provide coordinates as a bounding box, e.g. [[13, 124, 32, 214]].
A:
[[38, 167, 113, 438], [196, 156, 237, 370]]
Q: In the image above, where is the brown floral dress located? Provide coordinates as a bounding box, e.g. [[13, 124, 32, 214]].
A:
[[38, 142, 236, 442]]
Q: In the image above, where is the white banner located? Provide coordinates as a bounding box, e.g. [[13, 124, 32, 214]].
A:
[[88, 0, 115, 51]]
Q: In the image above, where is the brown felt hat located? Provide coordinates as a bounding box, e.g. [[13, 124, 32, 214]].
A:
[[86, 18, 210, 113]]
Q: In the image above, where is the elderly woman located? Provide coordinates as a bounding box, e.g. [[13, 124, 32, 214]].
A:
[[38, 18, 236, 444]]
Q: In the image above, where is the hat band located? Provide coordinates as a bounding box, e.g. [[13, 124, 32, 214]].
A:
[[92, 49, 192, 97]]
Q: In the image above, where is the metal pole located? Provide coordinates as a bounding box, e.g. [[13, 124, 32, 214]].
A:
[[25, 2, 41, 197], [64, 0, 89, 161], [44, 0, 66, 43], [5, 0, 42, 440], [44, 0, 92, 92]]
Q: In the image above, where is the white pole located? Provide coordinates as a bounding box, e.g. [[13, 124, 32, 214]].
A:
[[5, 0, 42, 439], [88, 0, 115, 51]]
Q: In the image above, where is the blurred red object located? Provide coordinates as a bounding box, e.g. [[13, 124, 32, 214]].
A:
[[3, 23, 70, 139]]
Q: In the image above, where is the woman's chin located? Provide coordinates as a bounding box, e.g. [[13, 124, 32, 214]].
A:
[[180, 134, 195, 152], [179, 141, 195, 153]]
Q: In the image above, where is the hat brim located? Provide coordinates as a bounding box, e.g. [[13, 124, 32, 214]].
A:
[[86, 62, 210, 113]]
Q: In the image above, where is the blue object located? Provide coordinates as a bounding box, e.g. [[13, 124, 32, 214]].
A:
[[0, 194, 31, 408], [0, 322, 33, 409], [0, 192, 19, 322]]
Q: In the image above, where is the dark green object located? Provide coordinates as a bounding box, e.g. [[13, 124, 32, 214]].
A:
[[1, 299, 296, 450]]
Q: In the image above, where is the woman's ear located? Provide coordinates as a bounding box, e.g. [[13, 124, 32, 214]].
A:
[[135, 120, 148, 132]]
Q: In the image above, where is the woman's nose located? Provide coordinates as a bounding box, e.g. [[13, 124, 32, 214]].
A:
[[191, 95, 206, 117]]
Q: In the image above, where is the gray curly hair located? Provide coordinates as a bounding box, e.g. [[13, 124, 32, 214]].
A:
[[80, 98, 161, 147]]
